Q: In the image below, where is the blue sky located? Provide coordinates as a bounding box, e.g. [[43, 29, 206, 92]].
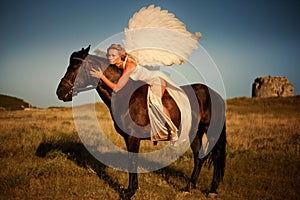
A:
[[0, 0, 299, 108]]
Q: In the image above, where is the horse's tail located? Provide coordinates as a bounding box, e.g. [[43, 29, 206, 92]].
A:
[[207, 121, 226, 182], [217, 121, 226, 181]]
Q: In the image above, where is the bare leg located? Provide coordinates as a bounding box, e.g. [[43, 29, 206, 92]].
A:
[[160, 79, 171, 119], [160, 79, 177, 143]]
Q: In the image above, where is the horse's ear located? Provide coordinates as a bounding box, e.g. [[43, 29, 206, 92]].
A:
[[82, 45, 91, 57]]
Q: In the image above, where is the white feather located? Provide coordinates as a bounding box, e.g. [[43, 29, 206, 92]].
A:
[[124, 5, 201, 67]]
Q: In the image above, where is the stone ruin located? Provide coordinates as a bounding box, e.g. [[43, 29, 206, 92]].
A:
[[252, 76, 294, 97]]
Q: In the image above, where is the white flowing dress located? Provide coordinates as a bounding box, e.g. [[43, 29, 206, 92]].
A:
[[129, 65, 192, 142]]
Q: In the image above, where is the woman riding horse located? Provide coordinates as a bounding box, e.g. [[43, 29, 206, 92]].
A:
[[90, 44, 192, 144]]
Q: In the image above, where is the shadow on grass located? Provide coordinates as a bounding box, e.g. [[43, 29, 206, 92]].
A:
[[154, 165, 189, 190], [35, 140, 127, 198], [154, 162, 214, 195], [35, 140, 201, 198]]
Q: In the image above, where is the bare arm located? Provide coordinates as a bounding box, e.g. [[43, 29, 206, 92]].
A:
[[90, 68, 134, 92], [114, 71, 132, 92]]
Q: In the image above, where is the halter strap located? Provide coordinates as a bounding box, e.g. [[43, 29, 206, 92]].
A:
[[73, 57, 85, 62]]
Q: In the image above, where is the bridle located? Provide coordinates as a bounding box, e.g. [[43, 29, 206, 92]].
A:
[[60, 77, 75, 98], [61, 56, 97, 98]]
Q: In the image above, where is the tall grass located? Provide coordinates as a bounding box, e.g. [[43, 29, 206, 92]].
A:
[[0, 96, 299, 199]]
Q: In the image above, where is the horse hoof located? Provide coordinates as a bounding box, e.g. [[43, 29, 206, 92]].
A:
[[180, 186, 190, 193], [208, 192, 218, 198], [118, 188, 136, 200]]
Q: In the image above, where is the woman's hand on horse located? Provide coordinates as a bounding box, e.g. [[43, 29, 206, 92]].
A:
[[90, 67, 103, 79]]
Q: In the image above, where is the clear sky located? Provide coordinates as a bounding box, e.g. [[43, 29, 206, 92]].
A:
[[0, 0, 299, 108]]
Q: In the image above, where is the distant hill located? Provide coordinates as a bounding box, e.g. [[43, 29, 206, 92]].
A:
[[0, 94, 34, 111]]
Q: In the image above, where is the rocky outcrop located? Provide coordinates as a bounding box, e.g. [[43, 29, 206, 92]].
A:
[[252, 76, 294, 98]]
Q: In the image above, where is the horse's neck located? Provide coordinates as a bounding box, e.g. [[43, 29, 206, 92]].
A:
[[96, 86, 112, 108], [88, 55, 122, 109], [96, 68, 121, 110]]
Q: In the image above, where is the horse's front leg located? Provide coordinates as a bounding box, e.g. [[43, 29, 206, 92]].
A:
[[123, 136, 140, 199]]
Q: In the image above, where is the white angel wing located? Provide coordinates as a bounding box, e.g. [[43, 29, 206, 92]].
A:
[[124, 5, 201, 67], [93, 48, 107, 58]]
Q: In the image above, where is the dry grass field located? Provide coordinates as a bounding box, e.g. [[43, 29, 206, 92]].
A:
[[0, 96, 299, 199]]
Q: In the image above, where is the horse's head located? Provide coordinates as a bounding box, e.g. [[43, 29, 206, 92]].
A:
[[56, 45, 122, 102], [56, 46, 91, 101], [57, 45, 104, 101]]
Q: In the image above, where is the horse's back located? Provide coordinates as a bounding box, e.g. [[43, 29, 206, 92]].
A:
[[113, 81, 225, 139], [182, 83, 225, 128]]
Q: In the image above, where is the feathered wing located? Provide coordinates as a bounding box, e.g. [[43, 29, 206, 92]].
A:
[[124, 5, 201, 67], [93, 48, 107, 58]]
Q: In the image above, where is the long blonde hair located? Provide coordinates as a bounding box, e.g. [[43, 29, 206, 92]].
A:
[[107, 44, 136, 64]]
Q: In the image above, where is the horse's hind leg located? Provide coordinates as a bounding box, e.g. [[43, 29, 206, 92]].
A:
[[209, 123, 226, 195], [185, 134, 204, 191], [209, 152, 221, 195]]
